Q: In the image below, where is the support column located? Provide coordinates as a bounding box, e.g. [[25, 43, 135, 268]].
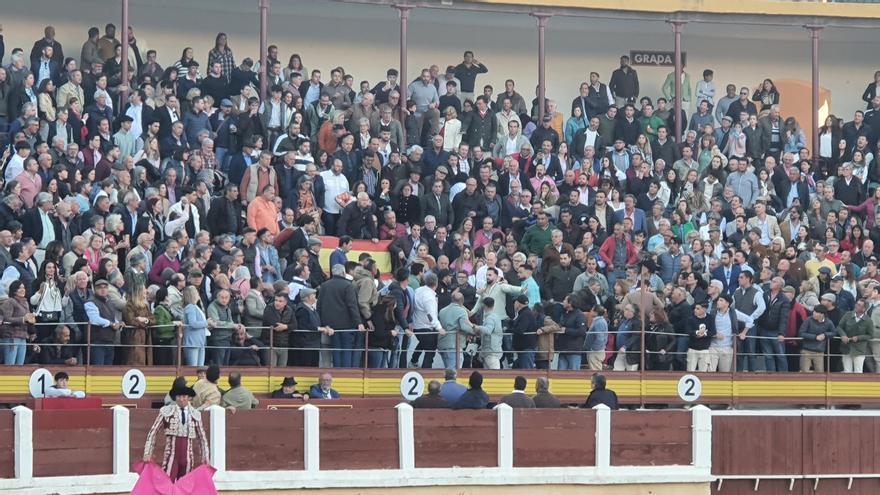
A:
[[395, 403, 415, 470], [259, 0, 270, 101], [300, 403, 320, 471], [690, 405, 712, 472], [111, 405, 130, 474], [593, 404, 611, 471], [670, 20, 686, 142], [120, 0, 130, 103], [395, 4, 414, 140], [208, 405, 226, 473], [806, 25, 822, 155], [532, 13, 551, 122], [494, 403, 513, 469], [12, 406, 32, 479]]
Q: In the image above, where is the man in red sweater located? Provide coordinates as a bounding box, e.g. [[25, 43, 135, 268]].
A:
[[598, 223, 639, 288]]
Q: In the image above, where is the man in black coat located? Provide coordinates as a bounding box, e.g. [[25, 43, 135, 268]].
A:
[[262, 293, 297, 367], [582, 374, 619, 410], [293, 288, 324, 367], [452, 371, 490, 410], [336, 192, 378, 240], [757, 277, 791, 372], [411, 380, 450, 409], [317, 265, 365, 368], [451, 178, 486, 230], [834, 163, 865, 207], [389, 224, 426, 272], [529, 115, 560, 152], [420, 180, 454, 229], [667, 287, 693, 371], [510, 295, 538, 369], [776, 165, 810, 209], [206, 183, 243, 237]]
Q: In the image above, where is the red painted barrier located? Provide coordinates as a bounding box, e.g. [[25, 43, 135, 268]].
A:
[[0, 410, 13, 478]]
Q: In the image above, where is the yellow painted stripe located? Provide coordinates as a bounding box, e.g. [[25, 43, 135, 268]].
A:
[[829, 381, 880, 398], [734, 381, 827, 397], [7, 373, 880, 400]]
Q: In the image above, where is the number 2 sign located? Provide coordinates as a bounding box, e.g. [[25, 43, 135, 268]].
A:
[[677, 374, 703, 402], [122, 369, 147, 399], [400, 371, 425, 401]]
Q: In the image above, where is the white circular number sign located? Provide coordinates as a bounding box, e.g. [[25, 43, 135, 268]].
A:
[[677, 374, 702, 402], [122, 369, 147, 399], [29, 368, 54, 398], [400, 371, 425, 401]]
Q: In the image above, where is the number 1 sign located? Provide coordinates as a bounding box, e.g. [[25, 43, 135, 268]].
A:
[[29, 368, 54, 398]]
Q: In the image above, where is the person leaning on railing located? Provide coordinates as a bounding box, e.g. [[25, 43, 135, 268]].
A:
[[798, 305, 836, 373], [182, 286, 208, 367], [38, 325, 80, 366], [84, 279, 124, 366], [1, 280, 37, 365], [836, 299, 872, 373], [152, 287, 181, 366]]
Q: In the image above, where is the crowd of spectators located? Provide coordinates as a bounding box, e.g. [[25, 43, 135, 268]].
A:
[[2, 22, 880, 373]]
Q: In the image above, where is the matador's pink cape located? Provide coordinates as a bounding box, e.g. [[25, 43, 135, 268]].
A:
[[131, 461, 218, 495]]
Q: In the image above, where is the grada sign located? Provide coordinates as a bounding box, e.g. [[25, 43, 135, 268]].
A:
[[629, 51, 687, 67]]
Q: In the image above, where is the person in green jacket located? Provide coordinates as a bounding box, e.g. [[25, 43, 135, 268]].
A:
[[837, 299, 872, 373], [638, 103, 665, 141], [519, 211, 553, 256], [152, 287, 180, 366], [661, 66, 692, 113]]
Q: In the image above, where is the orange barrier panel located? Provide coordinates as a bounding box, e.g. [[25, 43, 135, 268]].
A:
[[513, 408, 597, 467], [414, 409, 498, 468], [227, 409, 304, 471], [0, 410, 13, 479], [320, 408, 400, 470], [611, 410, 691, 466], [33, 409, 113, 477]]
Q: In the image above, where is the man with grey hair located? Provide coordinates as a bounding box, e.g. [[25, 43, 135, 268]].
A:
[[411, 272, 445, 368], [0, 231, 13, 271], [438, 290, 476, 369], [318, 263, 366, 368], [127, 233, 155, 274], [7, 52, 30, 89], [532, 376, 562, 408], [757, 276, 790, 372], [61, 235, 86, 275], [21, 192, 56, 267], [337, 191, 378, 241], [724, 156, 759, 208]]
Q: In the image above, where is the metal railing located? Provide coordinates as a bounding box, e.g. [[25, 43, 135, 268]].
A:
[[6, 321, 877, 378]]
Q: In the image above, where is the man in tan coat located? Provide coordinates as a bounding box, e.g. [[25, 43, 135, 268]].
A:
[[192, 364, 222, 410]]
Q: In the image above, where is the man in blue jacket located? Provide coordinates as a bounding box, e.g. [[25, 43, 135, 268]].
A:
[[309, 373, 340, 399]]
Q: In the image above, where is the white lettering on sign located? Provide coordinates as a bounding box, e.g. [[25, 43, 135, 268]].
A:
[[630, 51, 687, 67]]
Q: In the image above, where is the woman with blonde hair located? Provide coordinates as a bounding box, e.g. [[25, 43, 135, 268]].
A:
[[441, 106, 463, 152], [452, 245, 475, 276], [631, 133, 653, 166], [84, 233, 105, 272], [182, 286, 209, 367], [123, 285, 156, 366]]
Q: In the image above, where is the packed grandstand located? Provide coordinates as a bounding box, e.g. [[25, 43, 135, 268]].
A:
[[0, 16, 879, 379]]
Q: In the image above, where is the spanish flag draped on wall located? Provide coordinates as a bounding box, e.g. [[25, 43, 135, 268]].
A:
[[317, 236, 393, 275]]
